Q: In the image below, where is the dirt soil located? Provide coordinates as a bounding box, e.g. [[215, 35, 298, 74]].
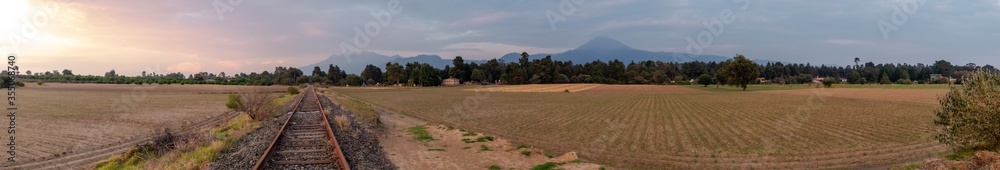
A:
[[377, 110, 604, 169], [760, 88, 948, 104]]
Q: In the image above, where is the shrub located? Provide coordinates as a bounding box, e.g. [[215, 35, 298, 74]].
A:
[[935, 69, 1000, 149], [233, 87, 278, 121], [225, 94, 243, 110], [287, 87, 300, 95], [36, 81, 44, 85], [822, 77, 837, 88], [896, 79, 914, 85]]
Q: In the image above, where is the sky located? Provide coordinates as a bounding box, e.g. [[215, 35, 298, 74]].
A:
[[1, 0, 999, 76]]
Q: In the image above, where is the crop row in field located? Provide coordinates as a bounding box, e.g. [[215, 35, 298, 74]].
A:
[[332, 85, 947, 169]]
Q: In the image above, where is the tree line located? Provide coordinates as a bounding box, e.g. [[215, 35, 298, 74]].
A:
[[12, 53, 997, 87]]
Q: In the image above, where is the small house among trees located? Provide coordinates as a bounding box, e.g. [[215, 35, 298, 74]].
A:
[[443, 78, 460, 86]]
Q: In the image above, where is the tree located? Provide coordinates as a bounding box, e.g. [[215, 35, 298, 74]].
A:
[[697, 74, 714, 87], [934, 69, 1000, 149], [933, 60, 955, 77], [714, 71, 727, 88], [310, 66, 326, 84], [898, 69, 911, 81], [848, 70, 863, 84], [854, 57, 861, 69], [822, 77, 836, 88], [105, 70, 117, 77], [62, 69, 73, 76], [360, 64, 383, 85], [451, 56, 468, 81], [327, 65, 345, 85], [345, 74, 363, 86], [879, 73, 892, 84], [720, 54, 760, 91], [384, 62, 405, 85], [471, 68, 485, 83]]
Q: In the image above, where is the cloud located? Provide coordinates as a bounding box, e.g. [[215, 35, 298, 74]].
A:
[[825, 39, 873, 46], [594, 17, 699, 32], [167, 62, 204, 73], [215, 61, 242, 71], [426, 30, 481, 41], [438, 42, 570, 59]]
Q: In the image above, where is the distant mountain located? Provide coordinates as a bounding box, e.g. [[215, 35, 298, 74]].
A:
[[301, 37, 773, 74]]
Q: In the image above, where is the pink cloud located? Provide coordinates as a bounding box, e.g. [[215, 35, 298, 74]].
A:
[[450, 12, 515, 28], [166, 62, 204, 73]]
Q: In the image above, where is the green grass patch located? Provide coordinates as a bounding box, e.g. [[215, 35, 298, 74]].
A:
[[530, 162, 562, 170], [273, 94, 294, 106], [521, 150, 532, 157], [407, 126, 435, 142], [889, 163, 922, 170], [479, 145, 490, 151], [477, 136, 494, 142], [462, 131, 478, 136], [161, 114, 256, 169], [462, 146, 472, 150], [427, 148, 445, 151], [462, 136, 495, 143], [487, 165, 503, 170], [93, 146, 156, 170], [945, 148, 979, 160]]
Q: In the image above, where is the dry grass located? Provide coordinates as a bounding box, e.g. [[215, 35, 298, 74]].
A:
[[334, 115, 350, 130], [332, 84, 949, 169]]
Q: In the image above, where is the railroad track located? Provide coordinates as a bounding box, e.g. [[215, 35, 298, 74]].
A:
[[254, 86, 349, 170]]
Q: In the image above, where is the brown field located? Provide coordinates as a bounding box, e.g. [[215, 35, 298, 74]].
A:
[[332, 84, 949, 169], [467, 84, 602, 93], [760, 88, 949, 105], [2, 83, 287, 164]]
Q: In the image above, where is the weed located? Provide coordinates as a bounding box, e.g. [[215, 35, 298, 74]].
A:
[[407, 126, 435, 142], [531, 162, 561, 170], [334, 115, 350, 130], [462, 131, 478, 136]]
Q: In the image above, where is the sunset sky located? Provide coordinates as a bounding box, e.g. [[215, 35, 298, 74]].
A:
[[2, 0, 999, 75]]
